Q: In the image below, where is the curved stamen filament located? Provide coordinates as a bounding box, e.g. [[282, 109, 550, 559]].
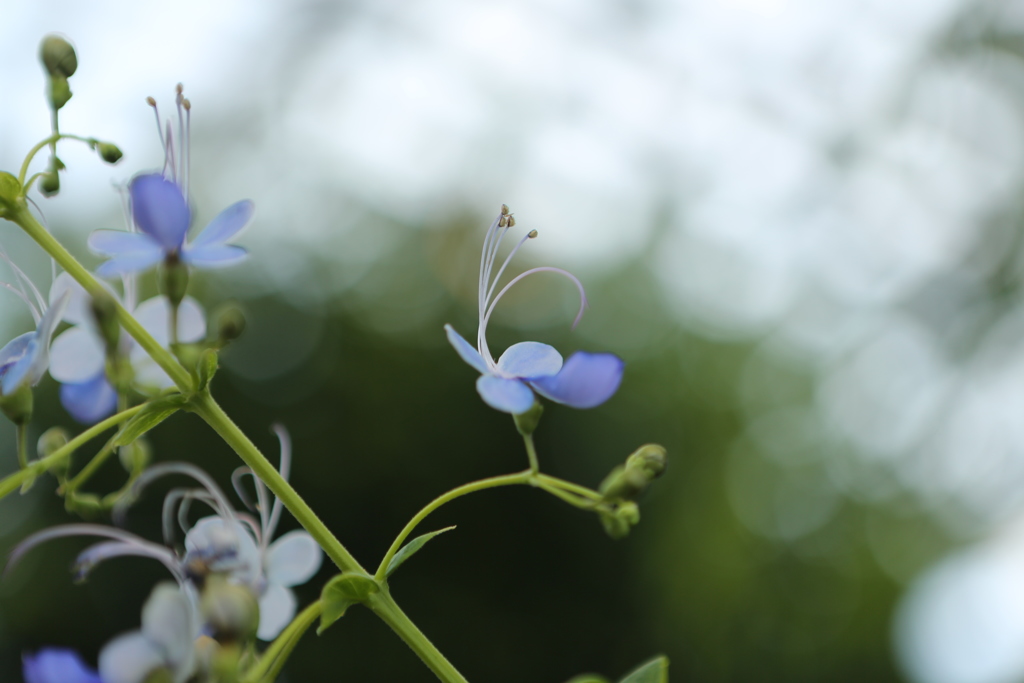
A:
[[481, 267, 589, 351], [120, 462, 237, 528], [75, 540, 185, 583], [478, 214, 502, 319], [265, 424, 292, 544]]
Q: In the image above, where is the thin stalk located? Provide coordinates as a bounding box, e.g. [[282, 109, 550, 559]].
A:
[[375, 471, 531, 581], [7, 206, 192, 391], [0, 404, 144, 500], [243, 600, 323, 683], [16, 424, 28, 469], [62, 440, 116, 493], [535, 474, 602, 501], [18, 133, 99, 186], [523, 433, 539, 474]]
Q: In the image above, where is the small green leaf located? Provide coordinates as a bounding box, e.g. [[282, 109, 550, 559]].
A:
[[318, 572, 379, 634], [196, 349, 219, 392], [618, 656, 669, 683], [385, 526, 456, 578], [113, 395, 187, 447]]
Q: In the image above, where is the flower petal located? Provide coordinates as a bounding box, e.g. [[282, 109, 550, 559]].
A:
[[265, 531, 322, 587], [530, 351, 624, 409], [95, 251, 165, 279], [60, 373, 118, 424], [130, 174, 190, 250], [49, 273, 95, 327], [1, 337, 40, 395], [23, 648, 103, 683], [99, 631, 166, 683], [87, 230, 162, 259], [257, 583, 297, 641], [476, 375, 536, 414], [0, 332, 33, 371], [497, 342, 562, 379], [189, 199, 254, 248], [50, 327, 106, 383], [140, 583, 196, 674], [184, 517, 262, 587], [181, 244, 248, 268], [132, 296, 206, 348], [444, 324, 489, 374]]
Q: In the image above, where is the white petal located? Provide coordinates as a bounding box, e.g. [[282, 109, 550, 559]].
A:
[[49, 327, 106, 383], [184, 517, 262, 588], [265, 531, 323, 587], [141, 583, 195, 672], [133, 296, 206, 347], [257, 583, 297, 641], [98, 631, 164, 683], [49, 272, 95, 327]]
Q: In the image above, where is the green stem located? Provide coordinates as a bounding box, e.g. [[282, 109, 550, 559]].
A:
[[62, 440, 115, 493], [18, 133, 96, 186], [523, 433, 539, 474], [0, 404, 144, 500], [536, 481, 596, 510], [7, 205, 192, 391], [535, 474, 602, 501], [375, 471, 531, 581], [191, 392, 469, 683], [16, 423, 28, 469], [243, 600, 323, 683]]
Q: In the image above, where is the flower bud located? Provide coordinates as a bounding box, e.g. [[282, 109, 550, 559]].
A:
[[39, 170, 60, 197], [513, 401, 543, 436], [200, 576, 260, 643], [37, 426, 69, 458], [48, 75, 73, 111], [599, 444, 667, 502], [215, 304, 246, 345], [118, 438, 151, 474], [96, 142, 123, 164], [0, 384, 33, 425], [0, 172, 22, 213], [161, 258, 189, 308], [39, 35, 77, 78], [625, 444, 667, 480], [599, 501, 640, 540]]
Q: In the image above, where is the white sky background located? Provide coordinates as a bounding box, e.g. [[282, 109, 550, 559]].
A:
[[4, 2, 1024, 681]]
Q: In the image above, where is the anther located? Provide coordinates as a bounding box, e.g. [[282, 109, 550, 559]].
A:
[[508, 216, 516, 227], [146, 96, 157, 107], [501, 204, 510, 216], [182, 98, 191, 111], [176, 83, 184, 95], [527, 229, 537, 238], [499, 216, 508, 228]]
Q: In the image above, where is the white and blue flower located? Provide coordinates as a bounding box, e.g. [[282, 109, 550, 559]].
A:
[[445, 207, 624, 415]]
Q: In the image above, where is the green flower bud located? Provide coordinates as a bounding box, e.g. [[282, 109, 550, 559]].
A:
[[513, 401, 544, 436], [39, 170, 60, 197], [0, 384, 33, 425], [0, 172, 22, 214], [214, 304, 246, 345], [598, 501, 640, 540], [96, 142, 123, 164], [40, 35, 77, 78], [37, 426, 69, 458], [201, 576, 260, 643], [161, 257, 189, 308], [118, 438, 151, 474], [625, 444, 667, 480], [48, 75, 73, 110]]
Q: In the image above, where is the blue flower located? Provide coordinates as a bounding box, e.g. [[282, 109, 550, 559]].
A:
[[87, 91, 253, 277], [23, 648, 103, 683], [0, 289, 69, 396], [88, 174, 253, 277], [445, 207, 624, 415]]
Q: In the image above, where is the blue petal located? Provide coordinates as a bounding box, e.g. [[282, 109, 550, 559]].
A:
[[23, 648, 103, 683], [0, 332, 33, 371], [181, 244, 248, 268], [497, 342, 562, 379], [189, 200, 254, 248], [476, 375, 536, 414], [130, 174, 190, 250], [60, 373, 118, 424], [95, 250, 165, 278], [530, 351, 624, 409], [87, 230, 162, 258], [2, 337, 40, 395], [444, 324, 489, 374]]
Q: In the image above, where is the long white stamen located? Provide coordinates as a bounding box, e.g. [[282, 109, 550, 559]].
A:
[[478, 214, 502, 318], [162, 487, 220, 547], [265, 424, 292, 544], [119, 462, 237, 529], [148, 97, 165, 152], [184, 99, 192, 200], [481, 266, 589, 342], [0, 245, 45, 322], [483, 232, 534, 321], [175, 85, 185, 188], [74, 540, 185, 584], [164, 122, 177, 183], [0, 283, 40, 324]]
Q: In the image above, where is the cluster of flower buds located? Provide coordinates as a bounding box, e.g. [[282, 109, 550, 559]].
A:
[[597, 444, 667, 539]]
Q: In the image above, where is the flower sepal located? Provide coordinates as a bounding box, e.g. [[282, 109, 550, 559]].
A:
[[0, 383, 33, 425], [513, 401, 544, 435]]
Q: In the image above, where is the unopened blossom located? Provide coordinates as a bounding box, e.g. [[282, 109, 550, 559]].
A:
[[23, 648, 102, 683], [445, 206, 624, 414], [88, 89, 253, 277]]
